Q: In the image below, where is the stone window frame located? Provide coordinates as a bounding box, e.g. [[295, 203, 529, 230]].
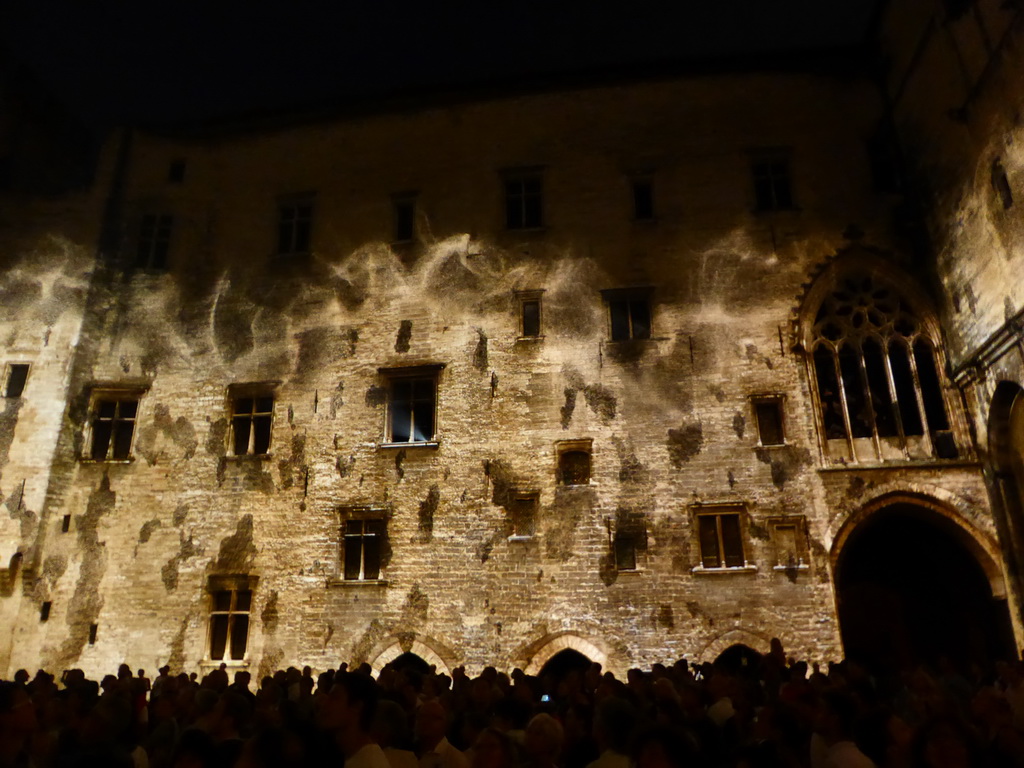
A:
[[601, 287, 654, 342], [3, 362, 30, 398], [516, 289, 544, 341], [800, 266, 962, 465], [82, 386, 147, 463], [767, 515, 810, 571], [334, 505, 390, 586], [690, 502, 756, 574], [610, 516, 647, 573], [378, 364, 444, 448], [555, 439, 593, 486], [507, 490, 539, 541], [206, 574, 257, 665], [135, 212, 174, 271], [751, 394, 786, 447], [502, 167, 545, 231], [227, 382, 278, 458], [750, 148, 796, 212], [275, 192, 315, 258]]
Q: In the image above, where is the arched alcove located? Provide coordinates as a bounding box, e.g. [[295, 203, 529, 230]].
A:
[[834, 502, 1015, 669], [522, 633, 609, 676], [366, 635, 454, 677]]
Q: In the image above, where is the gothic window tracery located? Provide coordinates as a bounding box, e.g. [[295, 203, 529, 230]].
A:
[[809, 274, 957, 463]]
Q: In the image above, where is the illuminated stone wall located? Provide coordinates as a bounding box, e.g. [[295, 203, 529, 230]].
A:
[[0, 68, 1010, 677]]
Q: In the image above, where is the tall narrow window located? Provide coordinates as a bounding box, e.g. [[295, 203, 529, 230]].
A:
[[504, 171, 543, 229], [381, 365, 443, 445], [808, 273, 956, 463], [517, 290, 544, 339], [632, 178, 655, 220], [769, 517, 808, 569], [4, 363, 29, 398], [392, 195, 416, 242], [277, 197, 314, 256], [696, 509, 746, 569], [343, 518, 385, 580], [603, 288, 653, 341], [613, 520, 645, 571], [208, 581, 253, 661], [508, 493, 538, 538], [753, 397, 785, 446], [136, 214, 173, 270], [752, 154, 794, 211], [88, 392, 141, 461], [231, 392, 274, 456]]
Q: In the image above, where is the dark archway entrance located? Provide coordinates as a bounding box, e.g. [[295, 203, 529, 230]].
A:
[[836, 504, 1015, 670], [537, 648, 591, 687], [713, 644, 763, 676], [386, 652, 432, 674]]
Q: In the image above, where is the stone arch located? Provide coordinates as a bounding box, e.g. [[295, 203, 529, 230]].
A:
[[988, 381, 1024, 596], [696, 628, 772, 663], [365, 633, 456, 677], [830, 490, 1007, 598], [521, 632, 610, 676]]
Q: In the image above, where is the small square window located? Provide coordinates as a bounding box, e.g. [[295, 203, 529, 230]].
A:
[[277, 196, 314, 256], [4, 363, 29, 398], [136, 214, 173, 270], [632, 178, 655, 220], [517, 290, 544, 339], [392, 194, 416, 242], [230, 388, 275, 456], [695, 507, 746, 569], [614, 523, 645, 571], [380, 365, 443, 445], [508, 493, 538, 538], [168, 159, 186, 184], [504, 171, 543, 229], [752, 154, 794, 211], [87, 391, 142, 461], [769, 517, 808, 569], [753, 396, 785, 446], [208, 577, 255, 662], [602, 288, 653, 341], [342, 515, 387, 581], [556, 440, 592, 485]]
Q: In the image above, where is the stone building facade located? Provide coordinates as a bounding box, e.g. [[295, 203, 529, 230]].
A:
[[2, 3, 1024, 678]]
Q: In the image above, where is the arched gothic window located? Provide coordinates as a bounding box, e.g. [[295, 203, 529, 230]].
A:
[[809, 274, 958, 463]]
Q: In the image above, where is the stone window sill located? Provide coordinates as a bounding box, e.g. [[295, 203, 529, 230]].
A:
[[772, 564, 810, 572], [516, 335, 544, 343], [616, 568, 644, 576], [327, 578, 389, 588], [79, 457, 134, 464], [378, 441, 439, 450], [507, 535, 535, 542], [691, 564, 758, 575], [224, 454, 273, 461]]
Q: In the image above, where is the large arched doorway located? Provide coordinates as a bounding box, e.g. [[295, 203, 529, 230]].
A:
[[989, 381, 1024, 599], [835, 503, 1015, 670]]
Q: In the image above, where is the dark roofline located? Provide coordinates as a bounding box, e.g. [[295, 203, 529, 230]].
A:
[[139, 43, 873, 141]]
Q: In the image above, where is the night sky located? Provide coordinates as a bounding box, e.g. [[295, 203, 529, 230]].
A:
[[1, 0, 879, 129]]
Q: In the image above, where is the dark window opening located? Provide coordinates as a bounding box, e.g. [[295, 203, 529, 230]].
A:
[[772, 522, 805, 568], [890, 342, 924, 436], [754, 398, 785, 446], [343, 519, 385, 580], [863, 338, 899, 437], [209, 587, 251, 662], [505, 174, 543, 229], [387, 376, 436, 443], [697, 512, 745, 569], [393, 197, 416, 242], [168, 159, 186, 184], [4, 363, 29, 398], [509, 495, 537, 537], [521, 299, 541, 337], [136, 214, 173, 270], [991, 159, 1013, 210], [608, 294, 652, 341], [232, 395, 274, 455], [839, 345, 873, 438], [277, 200, 313, 255], [61, 515, 71, 533], [752, 157, 793, 211], [632, 179, 654, 220], [40, 601, 51, 622], [815, 347, 847, 440], [88, 624, 98, 645], [614, 527, 643, 571], [558, 449, 591, 485], [90, 395, 139, 460]]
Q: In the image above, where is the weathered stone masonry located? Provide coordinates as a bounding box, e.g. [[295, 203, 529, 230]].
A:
[[3, 19, 1024, 676]]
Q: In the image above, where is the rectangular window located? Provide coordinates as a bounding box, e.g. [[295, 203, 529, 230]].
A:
[[696, 509, 746, 569], [508, 493, 538, 538], [504, 172, 543, 229], [343, 518, 385, 580], [4, 363, 29, 398], [603, 288, 653, 341], [517, 290, 544, 338], [614, 528, 643, 571], [392, 195, 416, 242], [383, 367, 441, 444], [769, 517, 808, 569], [40, 601, 51, 622], [208, 581, 252, 662], [88, 623, 98, 644], [88, 392, 141, 461], [277, 197, 314, 255], [231, 392, 274, 456], [556, 439, 592, 485], [752, 155, 794, 211], [753, 396, 785, 446], [136, 214, 173, 270], [632, 178, 655, 220]]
